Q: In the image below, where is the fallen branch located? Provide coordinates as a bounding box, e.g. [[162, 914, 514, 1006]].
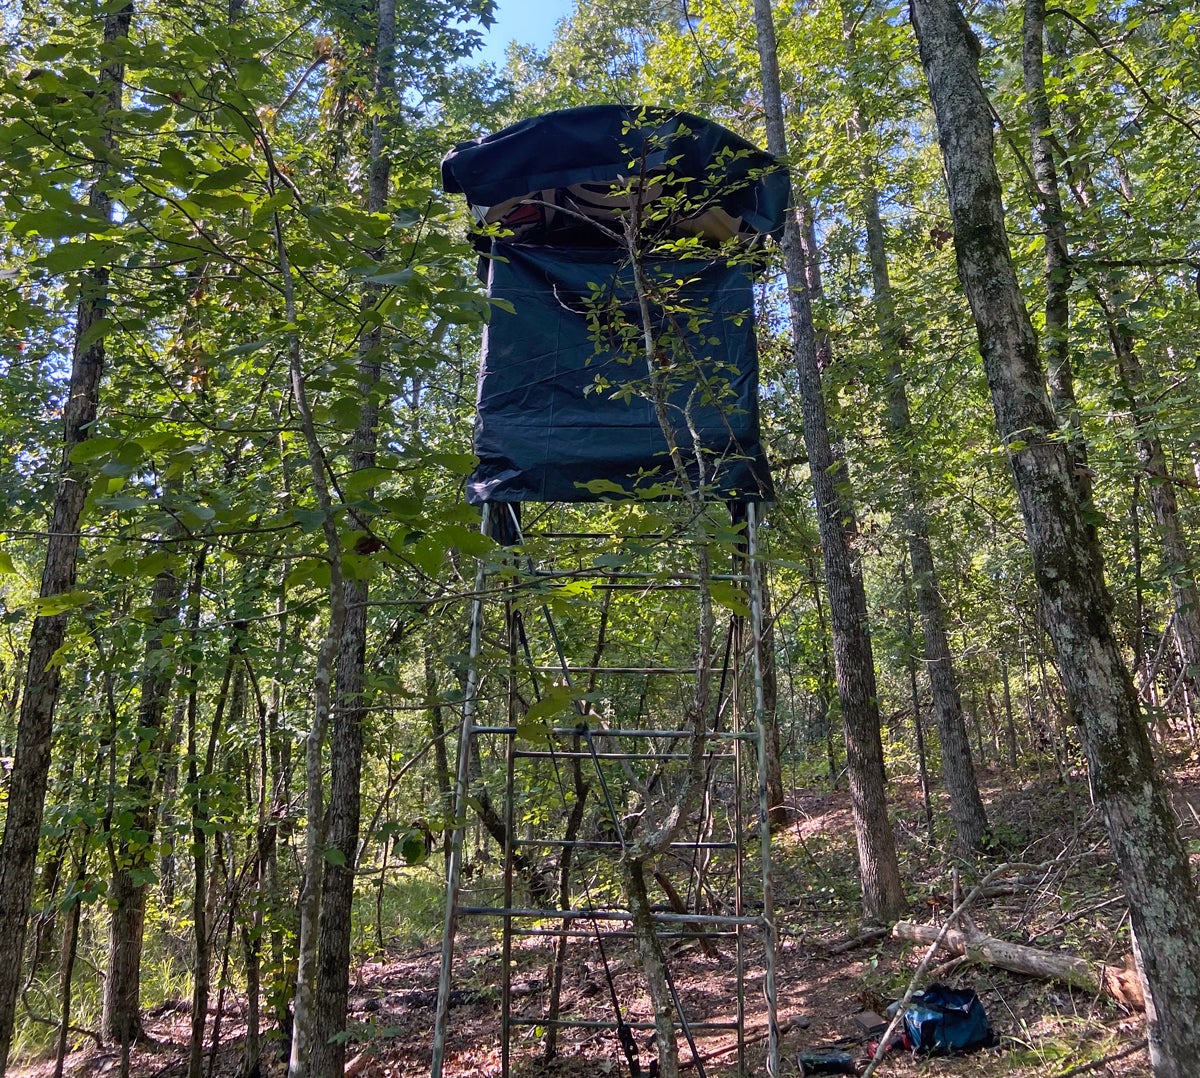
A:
[[680, 1014, 809, 1069], [1056, 1038, 1147, 1077], [891, 922, 1143, 1010]]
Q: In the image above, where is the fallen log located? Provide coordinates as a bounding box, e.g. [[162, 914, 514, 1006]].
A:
[[891, 922, 1143, 1010]]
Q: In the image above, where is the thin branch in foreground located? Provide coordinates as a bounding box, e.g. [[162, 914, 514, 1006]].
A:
[[860, 862, 1040, 1078], [1057, 1038, 1147, 1077]]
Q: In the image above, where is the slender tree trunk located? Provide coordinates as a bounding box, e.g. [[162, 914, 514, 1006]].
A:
[[1000, 660, 1020, 769], [909, 4, 1200, 1072], [1105, 311, 1200, 703], [850, 91, 988, 855], [310, 6, 395, 1071], [1041, 12, 1200, 705], [900, 562, 935, 843], [102, 567, 181, 1046], [278, 207, 347, 1078], [752, 0, 904, 923], [0, 6, 133, 1068], [425, 650, 454, 864], [755, 554, 787, 828], [190, 637, 234, 1078], [1022, 0, 1094, 510]]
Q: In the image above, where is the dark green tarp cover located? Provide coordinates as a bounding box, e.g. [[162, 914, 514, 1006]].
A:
[[442, 106, 784, 504]]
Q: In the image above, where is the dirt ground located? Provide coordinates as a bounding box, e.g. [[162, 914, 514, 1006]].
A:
[[21, 758, 1195, 1078]]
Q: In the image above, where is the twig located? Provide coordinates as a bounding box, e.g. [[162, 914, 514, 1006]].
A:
[[861, 862, 1039, 1078], [1056, 1038, 1147, 1077], [680, 1015, 808, 1069], [827, 927, 889, 955]]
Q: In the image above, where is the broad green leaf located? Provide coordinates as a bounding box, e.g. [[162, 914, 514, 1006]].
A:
[[399, 830, 429, 866], [68, 436, 123, 464], [33, 591, 90, 616], [517, 686, 576, 745], [342, 467, 393, 495], [292, 508, 327, 532], [710, 581, 750, 617]]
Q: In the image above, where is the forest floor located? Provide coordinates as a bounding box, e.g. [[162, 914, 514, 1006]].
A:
[[22, 750, 1200, 1078]]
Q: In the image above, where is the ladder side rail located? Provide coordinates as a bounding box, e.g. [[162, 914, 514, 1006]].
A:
[[431, 503, 492, 1078], [748, 502, 779, 1078]]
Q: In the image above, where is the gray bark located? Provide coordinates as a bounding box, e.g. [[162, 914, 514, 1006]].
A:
[[102, 566, 182, 1046], [851, 96, 989, 855], [909, 3, 1200, 1072], [1041, 16, 1200, 706], [1105, 309, 1200, 706], [1022, 0, 1094, 512], [753, 0, 904, 922], [0, 5, 134, 1068], [310, 4, 395, 1072], [278, 200, 347, 1078]]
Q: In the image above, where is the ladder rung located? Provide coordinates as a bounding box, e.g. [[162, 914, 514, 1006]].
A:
[[514, 749, 736, 762], [509, 926, 740, 939], [530, 665, 697, 674], [513, 839, 738, 850], [460, 906, 763, 926], [507, 1017, 740, 1031]]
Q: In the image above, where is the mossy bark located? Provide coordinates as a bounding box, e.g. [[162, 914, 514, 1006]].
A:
[[910, 2, 1200, 1072]]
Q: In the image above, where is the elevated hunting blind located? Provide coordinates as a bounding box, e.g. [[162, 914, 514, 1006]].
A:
[[440, 104, 786, 503], [432, 107, 785, 1078]]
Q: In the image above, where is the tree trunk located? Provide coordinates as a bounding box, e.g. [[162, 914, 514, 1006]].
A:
[[425, 650, 454, 864], [278, 205, 347, 1078], [309, 4, 395, 1073], [754, 551, 787, 829], [102, 566, 181, 1046], [0, 5, 133, 1068], [908, 3, 1200, 1073], [753, 0, 904, 923], [624, 859, 680, 1078], [849, 74, 989, 854], [190, 634, 235, 1078], [1022, 0, 1094, 511], [1106, 311, 1200, 705]]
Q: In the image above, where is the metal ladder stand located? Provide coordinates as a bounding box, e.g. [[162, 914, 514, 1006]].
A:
[[432, 499, 778, 1078]]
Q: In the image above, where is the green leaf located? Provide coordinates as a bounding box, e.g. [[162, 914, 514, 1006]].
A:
[[342, 467, 392, 495], [68, 436, 123, 464], [284, 558, 330, 591], [710, 581, 750, 617], [39, 239, 120, 274], [236, 59, 269, 90], [0, 552, 16, 575], [399, 830, 429, 866], [292, 508, 327, 532], [517, 686, 575, 745], [579, 478, 627, 496], [158, 145, 193, 180], [359, 267, 415, 287], [33, 591, 90, 616]]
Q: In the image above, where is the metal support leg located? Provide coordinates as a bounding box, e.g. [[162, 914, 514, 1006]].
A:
[[748, 502, 779, 1078], [431, 502, 491, 1078]]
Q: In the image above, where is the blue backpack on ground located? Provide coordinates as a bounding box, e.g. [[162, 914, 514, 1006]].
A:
[[896, 984, 995, 1054]]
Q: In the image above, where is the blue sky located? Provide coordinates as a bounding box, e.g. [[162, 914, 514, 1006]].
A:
[[472, 0, 577, 66]]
